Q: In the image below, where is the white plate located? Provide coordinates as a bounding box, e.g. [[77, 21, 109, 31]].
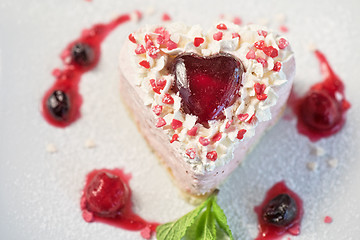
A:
[[1, 0, 360, 239]]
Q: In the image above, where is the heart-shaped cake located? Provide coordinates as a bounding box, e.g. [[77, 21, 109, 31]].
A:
[[119, 21, 295, 201]]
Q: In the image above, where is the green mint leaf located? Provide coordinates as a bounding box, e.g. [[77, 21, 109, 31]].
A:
[[156, 198, 209, 240], [212, 199, 234, 240], [157, 190, 234, 240], [185, 199, 217, 240]]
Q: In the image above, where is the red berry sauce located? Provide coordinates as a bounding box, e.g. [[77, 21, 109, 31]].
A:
[[254, 181, 304, 240], [294, 50, 351, 141], [42, 12, 139, 127], [171, 53, 244, 125], [80, 169, 159, 239]]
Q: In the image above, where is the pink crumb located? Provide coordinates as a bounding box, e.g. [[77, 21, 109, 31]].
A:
[[140, 225, 152, 239], [82, 210, 94, 222], [162, 13, 171, 21], [324, 216, 333, 224], [134, 10, 143, 20], [280, 25, 289, 33], [233, 17, 242, 25]]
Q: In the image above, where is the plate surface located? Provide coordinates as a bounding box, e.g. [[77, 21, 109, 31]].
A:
[[1, 0, 360, 239]]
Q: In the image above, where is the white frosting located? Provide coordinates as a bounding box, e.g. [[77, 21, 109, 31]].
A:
[[127, 21, 294, 173]]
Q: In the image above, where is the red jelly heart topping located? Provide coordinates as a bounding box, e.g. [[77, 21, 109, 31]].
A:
[[172, 53, 244, 125], [85, 171, 129, 216]]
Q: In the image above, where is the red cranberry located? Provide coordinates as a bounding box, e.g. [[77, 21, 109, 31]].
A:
[[172, 53, 244, 125], [71, 42, 95, 66], [262, 194, 297, 226], [85, 171, 128, 216], [46, 90, 70, 121], [300, 90, 341, 131]]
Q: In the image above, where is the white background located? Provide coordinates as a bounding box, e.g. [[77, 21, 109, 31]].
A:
[[1, 0, 360, 239]]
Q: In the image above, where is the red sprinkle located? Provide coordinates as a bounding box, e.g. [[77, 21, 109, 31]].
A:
[[149, 79, 157, 92], [258, 30, 268, 37], [128, 33, 136, 43], [232, 33, 240, 39], [206, 151, 218, 161], [156, 118, 166, 128], [147, 45, 160, 59], [212, 132, 222, 142], [144, 34, 152, 43], [257, 94, 268, 101], [257, 57, 267, 67], [170, 134, 179, 143], [186, 148, 196, 159], [238, 113, 249, 122], [280, 25, 289, 33], [144, 34, 153, 49], [150, 79, 165, 94], [187, 126, 198, 136], [155, 27, 171, 46], [254, 83, 266, 94], [324, 216, 333, 224], [154, 27, 165, 34], [194, 37, 205, 47], [233, 17, 242, 25], [278, 38, 289, 49], [171, 119, 183, 130], [246, 49, 256, 59], [162, 94, 174, 104], [156, 78, 166, 89], [144, 34, 151, 42], [135, 44, 146, 54], [254, 40, 265, 50], [199, 137, 210, 146], [263, 46, 279, 58], [216, 23, 228, 30], [273, 61, 282, 72], [225, 120, 233, 129], [237, 129, 247, 140], [248, 114, 257, 124], [139, 60, 150, 69], [254, 83, 268, 100], [152, 105, 163, 116], [167, 40, 178, 50], [162, 13, 171, 21], [213, 32, 223, 41]]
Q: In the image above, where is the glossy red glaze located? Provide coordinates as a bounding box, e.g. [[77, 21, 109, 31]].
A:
[[85, 171, 128, 216], [172, 53, 244, 125], [294, 50, 350, 141], [42, 13, 132, 127], [254, 181, 304, 240], [80, 169, 159, 238]]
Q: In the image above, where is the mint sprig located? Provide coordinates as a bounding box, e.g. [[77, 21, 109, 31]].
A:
[[156, 191, 234, 240]]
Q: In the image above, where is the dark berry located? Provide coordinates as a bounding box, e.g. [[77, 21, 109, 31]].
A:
[[85, 171, 128, 216], [300, 90, 341, 131], [262, 194, 297, 226], [46, 90, 70, 121], [71, 42, 95, 66]]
